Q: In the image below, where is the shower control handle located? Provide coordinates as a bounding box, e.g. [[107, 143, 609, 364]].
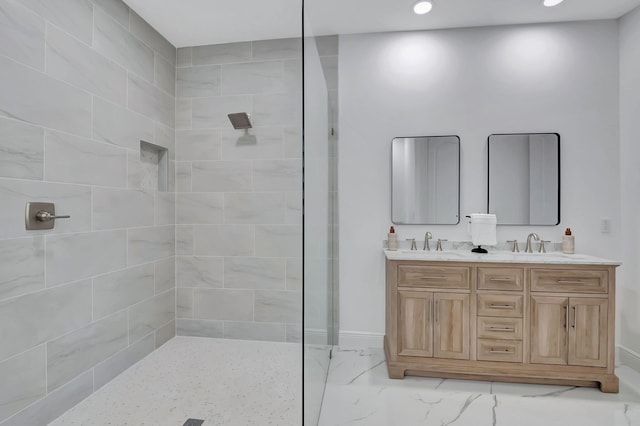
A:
[[36, 210, 71, 222]]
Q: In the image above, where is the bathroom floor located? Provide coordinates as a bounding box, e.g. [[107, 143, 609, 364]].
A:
[[49, 336, 301, 426], [318, 347, 640, 426]]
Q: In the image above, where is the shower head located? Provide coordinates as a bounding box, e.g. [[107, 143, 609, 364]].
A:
[[227, 112, 252, 130]]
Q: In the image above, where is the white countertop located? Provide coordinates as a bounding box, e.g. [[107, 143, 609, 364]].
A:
[[384, 249, 621, 265]]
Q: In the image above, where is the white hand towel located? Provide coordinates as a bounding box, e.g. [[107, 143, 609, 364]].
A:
[[469, 213, 497, 246]]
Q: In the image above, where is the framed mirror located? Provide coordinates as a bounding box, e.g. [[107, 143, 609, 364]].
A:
[[391, 136, 460, 224], [488, 133, 560, 225]]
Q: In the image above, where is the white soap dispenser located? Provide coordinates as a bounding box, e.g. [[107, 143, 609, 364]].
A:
[[562, 228, 575, 254]]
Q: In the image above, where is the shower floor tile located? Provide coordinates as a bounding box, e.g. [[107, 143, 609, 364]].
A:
[[49, 336, 301, 426]]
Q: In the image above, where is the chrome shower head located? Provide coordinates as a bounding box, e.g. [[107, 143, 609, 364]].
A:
[[227, 112, 252, 130]]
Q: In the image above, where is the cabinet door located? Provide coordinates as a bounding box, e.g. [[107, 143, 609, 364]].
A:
[[434, 293, 469, 360], [398, 291, 433, 357], [569, 297, 608, 367], [530, 296, 568, 365]]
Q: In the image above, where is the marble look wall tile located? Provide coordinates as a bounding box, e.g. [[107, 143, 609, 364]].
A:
[[177, 47, 192, 67], [285, 324, 301, 343], [177, 193, 223, 224], [252, 92, 302, 127], [47, 311, 128, 392], [224, 321, 285, 342], [192, 42, 251, 65], [254, 290, 301, 323], [129, 11, 175, 64], [176, 318, 223, 338], [176, 162, 192, 192], [93, 0, 129, 28], [0, 345, 46, 423], [224, 257, 286, 290], [127, 225, 175, 265], [155, 319, 175, 347], [255, 225, 302, 258], [127, 150, 141, 189], [93, 8, 154, 81], [93, 97, 154, 151], [0, 371, 92, 426], [286, 191, 302, 225], [21, 0, 93, 44], [252, 38, 302, 60], [128, 73, 175, 127], [0, 55, 91, 137], [93, 264, 155, 319], [220, 127, 283, 160], [177, 65, 221, 98], [253, 159, 302, 191], [176, 288, 193, 318], [0, 237, 44, 301], [155, 54, 175, 96], [128, 289, 175, 342], [155, 192, 175, 226], [176, 225, 194, 255], [93, 333, 154, 391], [316, 35, 339, 56], [92, 187, 154, 230], [0, 280, 91, 361], [224, 192, 286, 224], [0, 178, 91, 239], [0, 117, 44, 180], [286, 259, 302, 291], [153, 122, 175, 159], [220, 61, 284, 95], [177, 256, 223, 288], [191, 95, 251, 129], [176, 99, 192, 130], [0, 0, 45, 70], [191, 161, 252, 192], [176, 130, 221, 161], [46, 26, 126, 105], [154, 257, 175, 294], [167, 159, 176, 193], [46, 231, 127, 286], [193, 288, 253, 321], [193, 225, 254, 256], [283, 126, 302, 159], [45, 130, 127, 188], [283, 58, 302, 92]]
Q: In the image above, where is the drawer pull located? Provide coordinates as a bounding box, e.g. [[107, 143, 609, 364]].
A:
[[421, 276, 446, 279], [556, 280, 585, 284], [489, 277, 514, 282], [489, 304, 514, 309], [489, 327, 515, 332], [489, 348, 512, 354]]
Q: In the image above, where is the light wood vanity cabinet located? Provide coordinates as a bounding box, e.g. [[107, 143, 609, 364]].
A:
[[385, 258, 619, 392]]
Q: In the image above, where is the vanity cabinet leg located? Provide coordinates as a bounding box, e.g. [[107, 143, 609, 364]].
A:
[[599, 375, 619, 393], [387, 364, 405, 379]]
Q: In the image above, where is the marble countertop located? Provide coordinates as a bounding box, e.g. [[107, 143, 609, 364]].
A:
[[384, 249, 621, 265]]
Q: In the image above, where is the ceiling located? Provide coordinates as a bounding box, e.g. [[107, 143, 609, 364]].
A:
[[123, 0, 640, 48]]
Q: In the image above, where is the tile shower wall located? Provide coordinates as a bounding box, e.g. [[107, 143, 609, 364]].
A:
[[0, 0, 175, 424], [175, 39, 302, 342]]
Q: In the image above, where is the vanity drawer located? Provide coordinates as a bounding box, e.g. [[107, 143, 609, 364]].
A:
[[478, 267, 524, 291], [477, 293, 523, 317], [531, 269, 608, 294], [477, 339, 523, 363], [397, 265, 470, 289], [477, 316, 523, 340]]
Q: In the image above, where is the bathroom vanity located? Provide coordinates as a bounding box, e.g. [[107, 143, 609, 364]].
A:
[[384, 250, 620, 392]]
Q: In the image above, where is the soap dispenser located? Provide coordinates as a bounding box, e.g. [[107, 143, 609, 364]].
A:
[[562, 228, 575, 254], [388, 226, 398, 251]]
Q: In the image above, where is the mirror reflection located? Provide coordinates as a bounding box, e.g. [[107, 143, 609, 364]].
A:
[[392, 136, 460, 224], [488, 133, 560, 225]]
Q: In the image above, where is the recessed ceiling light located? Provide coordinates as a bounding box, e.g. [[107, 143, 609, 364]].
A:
[[413, 1, 433, 15], [543, 0, 564, 7]]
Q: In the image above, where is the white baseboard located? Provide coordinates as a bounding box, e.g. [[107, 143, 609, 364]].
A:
[[618, 345, 640, 372], [338, 331, 385, 348]]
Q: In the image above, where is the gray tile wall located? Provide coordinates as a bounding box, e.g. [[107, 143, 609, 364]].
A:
[[0, 0, 176, 424], [175, 39, 303, 343]]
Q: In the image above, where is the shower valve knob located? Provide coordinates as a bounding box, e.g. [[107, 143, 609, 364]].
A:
[[35, 210, 71, 222]]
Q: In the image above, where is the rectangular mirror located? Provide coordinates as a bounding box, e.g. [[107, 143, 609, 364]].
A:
[[392, 136, 460, 224], [488, 133, 560, 225]]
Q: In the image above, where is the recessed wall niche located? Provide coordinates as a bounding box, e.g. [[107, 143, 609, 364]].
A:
[[140, 141, 169, 192]]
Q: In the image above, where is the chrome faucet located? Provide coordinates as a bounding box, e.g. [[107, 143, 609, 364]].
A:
[[525, 233, 540, 253], [423, 232, 432, 251], [436, 239, 448, 251]]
